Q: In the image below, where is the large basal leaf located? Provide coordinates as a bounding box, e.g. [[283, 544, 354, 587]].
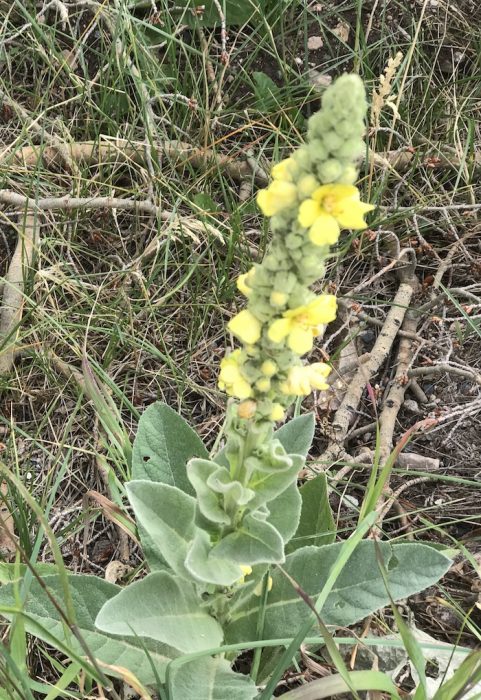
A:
[[266, 481, 302, 544], [287, 473, 336, 553], [132, 402, 208, 494], [169, 657, 258, 700], [95, 571, 223, 653], [275, 413, 315, 458], [225, 542, 452, 643], [126, 480, 196, 577], [0, 574, 178, 686]]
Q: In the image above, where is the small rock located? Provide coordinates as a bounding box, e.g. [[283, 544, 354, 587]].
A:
[[333, 21, 350, 43], [403, 399, 421, 414], [295, 56, 303, 65], [307, 35, 324, 51], [307, 69, 332, 91]]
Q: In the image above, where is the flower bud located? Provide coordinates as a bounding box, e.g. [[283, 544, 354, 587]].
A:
[[269, 403, 285, 421], [255, 377, 271, 392], [261, 360, 277, 377], [237, 400, 257, 419]]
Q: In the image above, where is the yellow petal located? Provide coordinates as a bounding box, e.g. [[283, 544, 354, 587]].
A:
[[269, 180, 298, 209], [288, 326, 313, 355], [284, 304, 307, 320], [306, 295, 337, 325], [232, 379, 253, 400], [298, 198, 321, 228], [308, 363, 332, 390], [268, 317, 292, 344], [257, 189, 276, 216], [328, 184, 359, 200], [271, 157, 295, 181], [228, 310, 262, 344], [219, 364, 241, 383], [336, 200, 375, 230], [286, 366, 311, 395], [308, 214, 340, 246], [237, 272, 252, 296]]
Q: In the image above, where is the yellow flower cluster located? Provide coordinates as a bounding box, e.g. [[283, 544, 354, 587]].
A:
[[218, 74, 374, 421], [218, 351, 252, 399]]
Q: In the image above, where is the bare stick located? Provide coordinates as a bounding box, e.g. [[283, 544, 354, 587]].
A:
[[408, 362, 481, 387], [0, 212, 39, 374], [0, 190, 172, 217], [4, 138, 265, 184]]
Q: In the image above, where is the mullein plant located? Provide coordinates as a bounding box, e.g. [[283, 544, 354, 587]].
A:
[[0, 75, 453, 698], [214, 73, 374, 577]]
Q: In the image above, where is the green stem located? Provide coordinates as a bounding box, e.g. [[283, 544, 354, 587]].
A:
[[250, 571, 271, 682]]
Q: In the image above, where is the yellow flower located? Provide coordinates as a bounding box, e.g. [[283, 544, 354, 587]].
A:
[[271, 157, 297, 181], [280, 366, 311, 396], [269, 403, 285, 421], [228, 310, 262, 345], [218, 351, 253, 399], [307, 362, 331, 390], [257, 180, 298, 217], [267, 295, 337, 355], [298, 184, 374, 246], [237, 267, 255, 297], [280, 362, 331, 396]]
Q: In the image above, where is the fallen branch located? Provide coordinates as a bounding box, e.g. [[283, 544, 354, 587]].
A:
[[0, 212, 39, 374], [408, 362, 481, 387], [0, 190, 172, 217], [3, 138, 265, 184], [319, 238, 418, 469]]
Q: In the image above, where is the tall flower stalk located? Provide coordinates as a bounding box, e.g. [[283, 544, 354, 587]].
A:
[[218, 74, 373, 499]]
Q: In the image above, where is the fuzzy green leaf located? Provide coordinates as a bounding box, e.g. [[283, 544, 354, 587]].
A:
[[266, 481, 302, 544], [95, 571, 223, 653], [169, 657, 258, 700], [275, 413, 315, 457], [212, 512, 284, 565], [287, 473, 336, 552], [0, 574, 178, 686], [126, 480, 196, 576], [225, 542, 451, 643], [185, 529, 243, 586], [132, 402, 208, 494]]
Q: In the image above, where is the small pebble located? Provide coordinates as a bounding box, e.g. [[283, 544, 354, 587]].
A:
[[403, 399, 421, 414]]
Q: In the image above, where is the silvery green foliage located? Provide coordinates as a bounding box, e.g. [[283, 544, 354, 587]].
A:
[[0, 404, 453, 696]]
